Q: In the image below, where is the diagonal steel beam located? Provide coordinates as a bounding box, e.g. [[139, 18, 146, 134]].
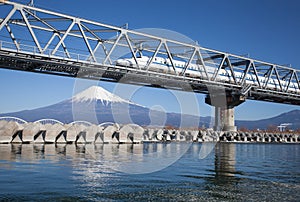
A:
[[182, 48, 196, 76], [251, 62, 261, 88], [77, 21, 96, 62], [124, 32, 140, 69], [163, 41, 177, 75], [81, 23, 110, 61], [263, 66, 274, 89], [5, 24, 19, 50], [225, 57, 237, 84], [240, 61, 251, 85], [80, 23, 104, 43], [7, 18, 101, 42], [19, 9, 42, 53], [196, 49, 209, 79], [281, 70, 292, 80], [81, 23, 112, 62], [146, 40, 163, 71], [51, 20, 75, 55], [103, 32, 122, 65], [23, 8, 70, 57], [274, 66, 283, 91], [43, 32, 56, 52], [100, 43, 112, 64], [42, 32, 70, 58], [285, 70, 294, 92], [212, 55, 225, 81], [86, 41, 103, 63], [0, 7, 16, 31], [294, 72, 300, 91]]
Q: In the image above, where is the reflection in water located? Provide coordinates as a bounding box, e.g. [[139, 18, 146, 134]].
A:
[[212, 143, 238, 186], [215, 143, 236, 177], [0, 143, 237, 173], [0, 144, 140, 163], [0, 143, 299, 201], [183, 143, 238, 188], [0, 143, 237, 180], [0, 143, 191, 174], [202, 144, 239, 200]]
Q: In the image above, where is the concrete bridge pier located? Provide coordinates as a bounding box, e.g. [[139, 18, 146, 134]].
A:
[[214, 107, 236, 131], [205, 91, 245, 132]]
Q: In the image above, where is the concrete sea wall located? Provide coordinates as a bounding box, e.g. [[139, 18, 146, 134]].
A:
[[0, 121, 144, 144], [0, 120, 299, 144]]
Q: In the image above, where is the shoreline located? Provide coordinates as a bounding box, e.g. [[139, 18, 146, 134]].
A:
[[0, 120, 299, 144]]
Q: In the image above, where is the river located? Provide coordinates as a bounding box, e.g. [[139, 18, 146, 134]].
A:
[[0, 143, 299, 201]]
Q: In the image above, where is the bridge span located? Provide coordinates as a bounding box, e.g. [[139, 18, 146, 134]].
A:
[[0, 1, 299, 131]]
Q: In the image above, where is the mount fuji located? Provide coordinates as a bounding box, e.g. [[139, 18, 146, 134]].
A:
[[1, 86, 207, 128], [72, 86, 134, 105]]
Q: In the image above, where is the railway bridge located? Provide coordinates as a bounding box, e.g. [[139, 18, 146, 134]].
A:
[[0, 1, 299, 131]]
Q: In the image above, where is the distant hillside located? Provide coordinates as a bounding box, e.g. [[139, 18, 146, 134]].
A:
[[236, 110, 300, 130]]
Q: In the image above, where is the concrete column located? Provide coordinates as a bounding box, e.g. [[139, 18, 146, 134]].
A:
[[213, 107, 237, 132], [214, 107, 222, 131], [222, 108, 236, 131], [205, 92, 245, 132]]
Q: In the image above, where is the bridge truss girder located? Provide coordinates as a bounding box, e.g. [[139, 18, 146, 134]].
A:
[[0, 1, 299, 105]]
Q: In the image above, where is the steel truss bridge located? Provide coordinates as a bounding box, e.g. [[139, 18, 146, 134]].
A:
[[0, 1, 299, 106]]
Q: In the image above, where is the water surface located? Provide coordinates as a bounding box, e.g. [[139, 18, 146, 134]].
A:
[[0, 143, 299, 201]]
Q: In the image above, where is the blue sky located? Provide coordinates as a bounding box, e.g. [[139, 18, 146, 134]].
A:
[[0, 0, 299, 120]]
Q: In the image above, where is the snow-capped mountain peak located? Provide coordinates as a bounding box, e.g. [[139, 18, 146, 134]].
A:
[[72, 86, 132, 105]]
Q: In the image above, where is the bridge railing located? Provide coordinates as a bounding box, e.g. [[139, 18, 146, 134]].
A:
[[0, 40, 107, 64]]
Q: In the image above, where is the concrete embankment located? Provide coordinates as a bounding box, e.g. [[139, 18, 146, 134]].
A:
[[0, 120, 299, 144], [218, 131, 300, 143], [0, 121, 144, 144]]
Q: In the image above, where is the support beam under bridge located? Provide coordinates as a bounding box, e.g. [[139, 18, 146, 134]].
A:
[[205, 89, 245, 131]]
